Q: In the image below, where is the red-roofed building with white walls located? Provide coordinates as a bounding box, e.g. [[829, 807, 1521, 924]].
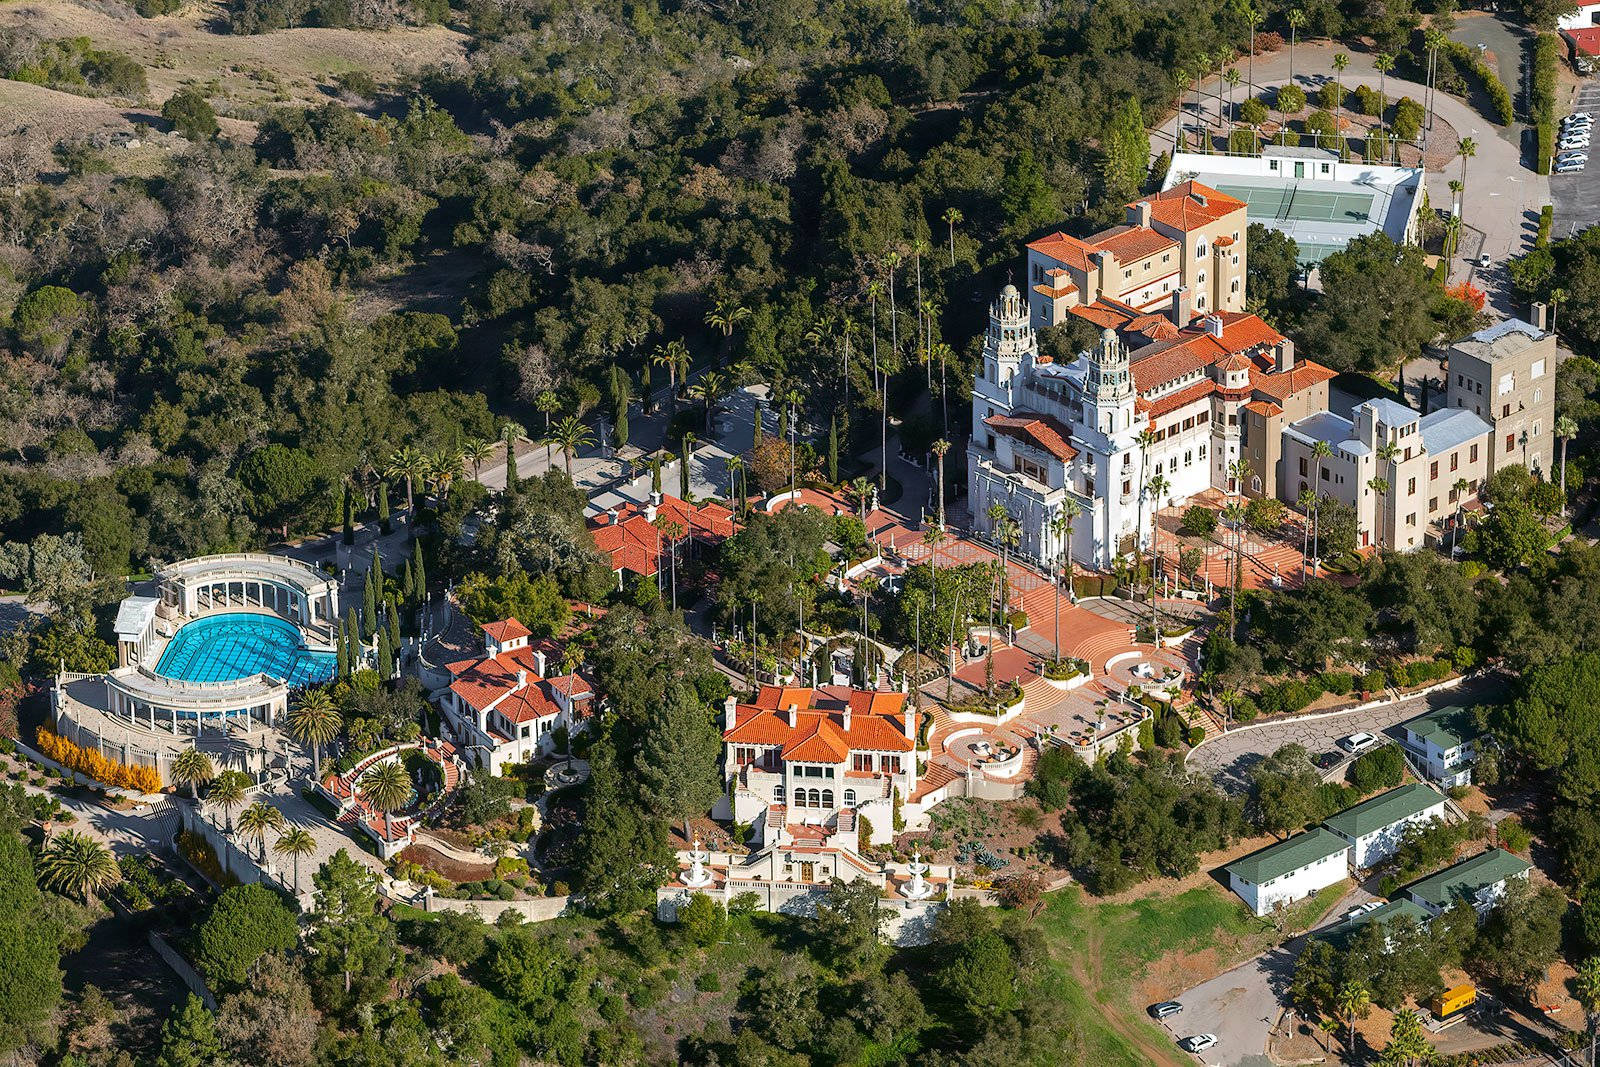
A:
[[589, 490, 739, 585], [716, 684, 919, 853], [971, 219, 1335, 569], [437, 617, 593, 774]]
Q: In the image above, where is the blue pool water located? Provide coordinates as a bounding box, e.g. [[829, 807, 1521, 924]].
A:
[[155, 613, 337, 687]]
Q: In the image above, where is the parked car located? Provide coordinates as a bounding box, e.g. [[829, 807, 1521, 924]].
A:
[[1149, 1001, 1184, 1020], [1563, 118, 1592, 129], [1568, 111, 1592, 122], [1558, 152, 1590, 165], [1179, 1034, 1219, 1053], [1344, 901, 1385, 920], [1560, 136, 1591, 149], [1339, 732, 1379, 754], [1477, 253, 1493, 269], [1556, 158, 1588, 173]]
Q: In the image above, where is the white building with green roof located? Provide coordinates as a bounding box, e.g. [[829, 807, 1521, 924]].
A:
[[1398, 706, 1481, 787], [1223, 828, 1351, 916], [1403, 848, 1532, 917], [1322, 783, 1447, 868]]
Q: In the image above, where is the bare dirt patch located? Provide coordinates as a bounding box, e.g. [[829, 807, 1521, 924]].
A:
[[397, 842, 493, 882]]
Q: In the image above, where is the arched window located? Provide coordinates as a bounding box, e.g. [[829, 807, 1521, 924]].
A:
[[774, 784, 785, 803], [822, 790, 835, 808], [1252, 476, 1262, 493], [844, 789, 857, 807]]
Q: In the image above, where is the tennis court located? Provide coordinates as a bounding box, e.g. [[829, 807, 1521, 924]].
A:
[[1215, 183, 1375, 224]]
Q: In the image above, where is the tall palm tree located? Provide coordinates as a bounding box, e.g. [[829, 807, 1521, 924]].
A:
[[932, 339, 955, 435], [427, 446, 462, 502], [359, 757, 413, 847], [534, 390, 560, 433], [865, 278, 888, 490], [1335, 980, 1372, 1053], [1147, 472, 1170, 635], [288, 688, 341, 779], [550, 416, 594, 479], [1575, 955, 1600, 1067], [1286, 9, 1306, 84], [705, 298, 750, 364], [726, 454, 747, 514], [1050, 500, 1082, 663], [1245, 4, 1262, 96], [1424, 29, 1445, 134], [1297, 487, 1317, 581], [922, 524, 946, 626], [941, 207, 962, 268], [462, 438, 495, 482], [1457, 137, 1478, 218], [692, 370, 729, 435], [1452, 476, 1471, 555], [1332, 52, 1349, 137], [209, 768, 249, 832], [931, 439, 951, 529], [1223, 67, 1242, 125], [273, 826, 317, 895], [654, 518, 686, 610], [1558, 414, 1579, 516], [1135, 429, 1158, 599], [237, 801, 286, 863], [847, 476, 874, 521], [1375, 52, 1396, 147], [1373, 439, 1400, 550], [170, 747, 215, 801], [1309, 440, 1334, 565], [1368, 476, 1392, 550], [384, 446, 424, 515], [883, 250, 902, 357], [36, 831, 119, 908], [1222, 499, 1248, 639]]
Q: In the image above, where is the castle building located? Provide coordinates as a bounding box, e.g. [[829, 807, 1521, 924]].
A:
[[1444, 318, 1557, 479]]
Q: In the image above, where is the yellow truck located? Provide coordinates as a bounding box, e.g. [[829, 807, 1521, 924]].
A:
[[1430, 984, 1477, 1020]]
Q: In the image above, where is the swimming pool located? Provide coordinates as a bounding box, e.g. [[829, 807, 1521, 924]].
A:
[[154, 613, 337, 687]]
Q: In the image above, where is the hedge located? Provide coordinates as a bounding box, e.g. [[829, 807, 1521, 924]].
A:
[[35, 726, 162, 792], [1536, 204, 1554, 247], [1441, 40, 1514, 125], [1256, 677, 1325, 715], [1388, 657, 1454, 688], [1532, 33, 1558, 175]]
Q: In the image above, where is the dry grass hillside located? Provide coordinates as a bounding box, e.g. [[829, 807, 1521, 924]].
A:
[[0, 0, 467, 135]]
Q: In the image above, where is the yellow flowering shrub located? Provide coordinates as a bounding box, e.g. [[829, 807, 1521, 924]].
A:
[[35, 727, 163, 793]]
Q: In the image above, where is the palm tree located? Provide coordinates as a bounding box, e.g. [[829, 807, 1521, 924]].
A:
[[208, 768, 249, 832], [1297, 487, 1317, 581], [1223, 67, 1241, 125], [931, 439, 951, 529], [273, 826, 317, 895], [1375, 52, 1396, 149], [988, 505, 1020, 622], [865, 278, 888, 490], [847, 476, 874, 521], [533, 390, 560, 433], [1332, 51, 1349, 137], [1335, 980, 1372, 1053], [1575, 955, 1600, 1067], [1368, 476, 1392, 549], [427, 446, 462, 501], [1309, 440, 1334, 565], [36, 831, 119, 908], [650, 343, 681, 408], [1551, 287, 1568, 332], [462, 438, 495, 482], [237, 801, 286, 863], [726, 454, 746, 515], [1050, 500, 1081, 663], [654, 518, 686, 610], [1424, 29, 1445, 134], [288, 689, 341, 779], [384, 445, 424, 515], [922, 524, 946, 626], [1147, 472, 1170, 634], [170, 747, 215, 801], [1286, 9, 1306, 84], [884, 250, 902, 357], [1452, 476, 1471, 554], [705, 298, 750, 363], [1245, 4, 1262, 96], [1136, 429, 1158, 599], [1372, 439, 1400, 550], [358, 757, 413, 847], [1222, 499, 1247, 638], [941, 207, 962, 268], [550, 416, 594, 479], [692, 370, 729, 435], [1558, 414, 1579, 516], [1457, 137, 1478, 218]]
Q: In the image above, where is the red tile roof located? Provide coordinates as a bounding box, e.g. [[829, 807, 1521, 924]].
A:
[[1143, 181, 1247, 231], [1570, 26, 1600, 55], [1090, 225, 1178, 263], [983, 412, 1079, 462], [724, 684, 915, 758], [1250, 359, 1338, 400], [589, 493, 740, 577], [480, 618, 530, 644], [1145, 380, 1216, 419], [1245, 399, 1285, 417], [445, 629, 590, 726], [1027, 231, 1099, 271]]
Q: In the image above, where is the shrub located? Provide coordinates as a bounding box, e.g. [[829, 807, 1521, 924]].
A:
[[1531, 34, 1558, 174], [1228, 128, 1260, 155], [1348, 744, 1404, 793], [1181, 506, 1218, 538], [1497, 816, 1532, 855], [1185, 725, 1205, 746], [1359, 669, 1386, 694], [1276, 84, 1306, 114], [1240, 97, 1269, 126], [695, 971, 721, 992], [1352, 84, 1383, 117], [1244, 496, 1285, 532], [1317, 82, 1343, 112], [161, 88, 217, 140], [1302, 109, 1340, 151], [1320, 671, 1354, 696], [1536, 205, 1554, 248], [35, 727, 161, 792], [1393, 97, 1424, 141]]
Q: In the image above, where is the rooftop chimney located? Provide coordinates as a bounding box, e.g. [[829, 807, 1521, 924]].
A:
[[1275, 337, 1296, 373], [842, 705, 852, 732], [1129, 200, 1153, 229], [515, 668, 527, 688], [533, 649, 547, 677], [1531, 300, 1550, 332], [1193, 191, 1208, 207], [724, 694, 739, 731], [1205, 314, 1224, 338], [1170, 285, 1190, 328], [903, 703, 915, 742], [786, 704, 798, 728]]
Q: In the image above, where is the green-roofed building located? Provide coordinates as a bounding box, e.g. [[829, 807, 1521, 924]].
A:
[[1322, 783, 1448, 868], [1223, 828, 1350, 916], [1398, 705, 1481, 787], [1403, 848, 1532, 916], [1314, 898, 1434, 950]]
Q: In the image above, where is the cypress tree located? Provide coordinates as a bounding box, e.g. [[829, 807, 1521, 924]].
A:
[[680, 442, 690, 497], [400, 559, 414, 608], [336, 617, 350, 678], [651, 457, 662, 495], [387, 594, 402, 651], [828, 416, 839, 484], [376, 626, 393, 681], [342, 486, 355, 546], [362, 571, 377, 640], [505, 445, 520, 495], [615, 404, 630, 451], [345, 609, 361, 669], [412, 539, 426, 604], [377, 482, 391, 535]]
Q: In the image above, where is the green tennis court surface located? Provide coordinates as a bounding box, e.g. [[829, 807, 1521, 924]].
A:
[[1215, 184, 1375, 224]]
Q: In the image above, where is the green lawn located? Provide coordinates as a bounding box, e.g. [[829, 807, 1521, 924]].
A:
[[1033, 880, 1348, 1066]]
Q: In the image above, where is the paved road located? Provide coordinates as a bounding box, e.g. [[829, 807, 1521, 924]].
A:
[[1186, 676, 1503, 793], [1550, 77, 1600, 238], [1162, 41, 1549, 317], [1160, 886, 1380, 1066]]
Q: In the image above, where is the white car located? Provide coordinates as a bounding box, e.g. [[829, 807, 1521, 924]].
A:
[[1558, 152, 1590, 165], [1560, 137, 1591, 150], [1344, 900, 1385, 920], [1179, 1034, 1219, 1054], [1477, 253, 1492, 269], [1564, 116, 1592, 128], [1556, 158, 1587, 173], [1339, 732, 1379, 754], [1564, 120, 1593, 133]]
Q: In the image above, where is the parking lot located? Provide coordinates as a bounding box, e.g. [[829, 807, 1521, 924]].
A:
[[1551, 79, 1600, 238]]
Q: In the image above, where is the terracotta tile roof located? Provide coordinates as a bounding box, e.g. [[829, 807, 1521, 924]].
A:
[[1033, 281, 1078, 300], [1125, 313, 1181, 342], [724, 684, 915, 757], [1245, 399, 1285, 417], [1070, 301, 1135, 330], [445, 633, 585, 720], [766, 488, 851, 516], [1217, 351, 1254, 372], [1028, 231, 1098, 271], [1131, 334, 1227, 392], [589, 493, 740, 576], [984, 412, 1079, 462], [1214, 311, 1284, 351], [480, 618, 531, 644], [1146, 380, 1216, 419], [1143, 181, 1247, 231], [1251, 359, 1338, 400], [1090, 225, 1178, 263]]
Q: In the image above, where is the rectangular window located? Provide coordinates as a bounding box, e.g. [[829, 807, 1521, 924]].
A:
[[1471, 444, 1479, 462], [1407, 477, 1416, 495], [1299, 457, 1308, 476], [1429, 497, 1438, 512], [1406, 513, 1416, 526], [1184, 450, 1193, 466], [853, 753, 871, 772], [1321, 468, 1330, 482], [1123, 479, 1132, 495], [1430, 461, 1438, 479], [1506, 433, 1515, 453], [1450, 452, 1458, 471], [1499, 373, 1514, 396], [1503, 403, 1511, 418], [1532, 358, 1546, 379]]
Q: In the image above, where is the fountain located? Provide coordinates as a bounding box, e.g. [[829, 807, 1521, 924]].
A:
[[682, 837, 714, 888], [902, 847, 935, 901]]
